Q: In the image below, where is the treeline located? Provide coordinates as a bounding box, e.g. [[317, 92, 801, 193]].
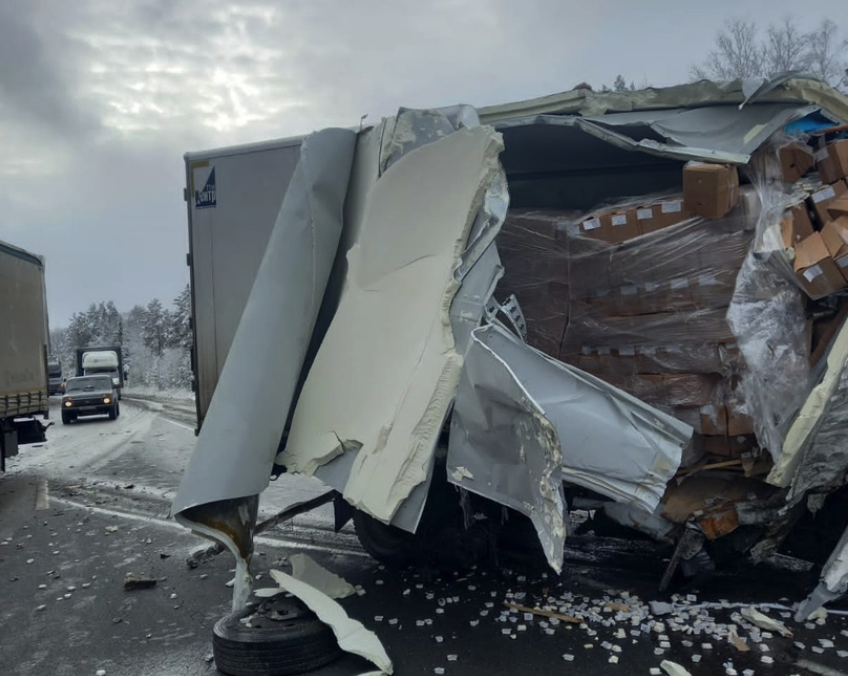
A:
[[50, 284, 193, 391]]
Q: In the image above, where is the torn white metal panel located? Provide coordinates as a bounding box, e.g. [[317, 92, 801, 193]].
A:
[[450, 324, 691, 565], [280, 124, 505, 525], [768, 318, 848, 489], [796, 522, 848, 622], [448, 324, 692, 570], [170, 128, 357, 521], [269, 569, 393, 674], [448, 323, 567, 571], [289, 553, 355, 599]]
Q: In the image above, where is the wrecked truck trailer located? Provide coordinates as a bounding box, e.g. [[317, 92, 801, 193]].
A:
[[172, 75, 848, 618]]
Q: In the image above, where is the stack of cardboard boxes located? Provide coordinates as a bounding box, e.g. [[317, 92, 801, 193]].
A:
[[496, 136, 848, 467], [789, 139, 848, 299]]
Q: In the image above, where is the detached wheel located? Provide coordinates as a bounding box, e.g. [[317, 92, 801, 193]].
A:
[[212, 596, 341, 676]]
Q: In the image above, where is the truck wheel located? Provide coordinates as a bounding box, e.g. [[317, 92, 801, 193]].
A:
[[212, 596, 341, 676], [116, 403, 120, 418], [108, 405, 117, 421], [61, 411, 71, 425], [353, 509, 420, 567]]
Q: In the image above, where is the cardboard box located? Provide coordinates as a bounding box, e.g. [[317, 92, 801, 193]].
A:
[[781, 204, 815, 248], [820, 220, 848, 280], [578, 215, 608, 241], [816, 139, 848, 184], [793, 231, 848, 299], [699, 404, 727, 436], [637, 197, 692, 234], [781, 143, 815, 183], [683, 163, 740, 219], [808, 180, 848, 226], [600, 208, 640, 244], [827, 195, 848, 222], [695, 434, 757, 459], [725, 406, 755, 436]]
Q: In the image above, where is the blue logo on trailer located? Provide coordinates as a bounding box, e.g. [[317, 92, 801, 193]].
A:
[[195, 167, 216, 208]]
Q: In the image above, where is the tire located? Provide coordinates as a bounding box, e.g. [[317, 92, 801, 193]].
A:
[[212, 597, 341, 676], [61, 411, 71, 425], [108, 405, 117, 421], [353, 509, 420, 567], [116, 403, 120, 418]]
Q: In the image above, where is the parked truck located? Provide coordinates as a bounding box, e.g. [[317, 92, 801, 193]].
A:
[[173, 75, 848, 620], [75, 347, 125, 399], [0, 240, 50, 472], [47, 358, 64, 395]]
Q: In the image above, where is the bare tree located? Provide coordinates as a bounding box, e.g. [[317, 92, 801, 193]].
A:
[[691, 19, 765, 80], [692, 16, 847, 88], [765, 16, 809, 72], [807, 19, 848, 87]]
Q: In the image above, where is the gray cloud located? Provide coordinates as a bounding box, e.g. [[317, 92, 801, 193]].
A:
[[1, 0, 844, 325]]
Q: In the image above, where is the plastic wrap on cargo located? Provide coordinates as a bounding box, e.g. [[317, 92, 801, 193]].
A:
[[726, 141, 812, 459], [561, 198, 756, 365], [495, 210, 573, 356]]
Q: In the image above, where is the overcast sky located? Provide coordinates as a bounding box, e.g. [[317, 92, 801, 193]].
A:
[[1, 0, 844, 326]]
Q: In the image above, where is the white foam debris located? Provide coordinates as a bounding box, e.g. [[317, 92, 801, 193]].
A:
[[660, 660, 693, 676], [562, 654, 575, 662], [819, 639, 834, 649], [609, 656, 619, 664], [812, 647, 825, 654], [447, 655, 457, 662], [760, 656, 773, 664], [838, 650, 848, 658]]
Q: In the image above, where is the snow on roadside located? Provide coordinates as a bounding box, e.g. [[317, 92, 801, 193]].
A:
[[123, 387, 195, 401]]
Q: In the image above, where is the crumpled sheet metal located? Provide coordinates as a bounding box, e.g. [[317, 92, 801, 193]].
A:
[[478, 74, 848, 126], [448, 323, 692, 571], [494, 103, 817, 166], [170, 128, 357, 525], [280, 122, 506, 525]]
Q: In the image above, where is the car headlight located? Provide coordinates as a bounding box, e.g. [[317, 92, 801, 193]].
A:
[[103, 397, 111, 404], [64, 400, 73, 407]]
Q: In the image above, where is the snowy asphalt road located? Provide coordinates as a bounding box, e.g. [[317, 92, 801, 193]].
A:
[[3, 396, 848, 676]]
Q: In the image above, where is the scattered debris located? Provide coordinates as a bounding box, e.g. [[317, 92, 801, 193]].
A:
[[504, 602, 581, 624], [123, 573, 157, 591], [740, 607, 792, 638]]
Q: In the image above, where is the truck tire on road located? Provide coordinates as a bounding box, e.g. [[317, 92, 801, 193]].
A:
[[212, 597, 341, 676]]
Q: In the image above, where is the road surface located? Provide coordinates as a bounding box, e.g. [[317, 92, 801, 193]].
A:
[[2, 395, 848, 676]]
